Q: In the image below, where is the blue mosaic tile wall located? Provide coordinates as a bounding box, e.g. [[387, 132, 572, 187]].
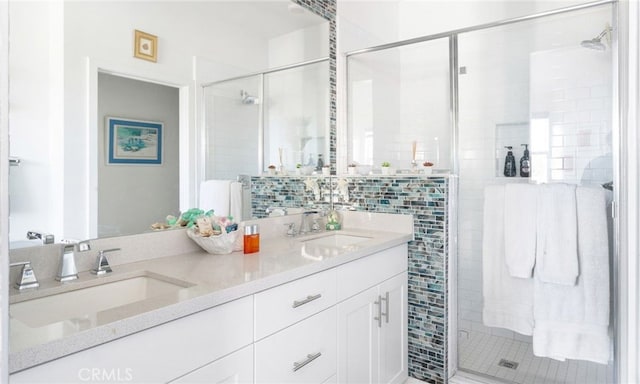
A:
[[251, 175, 450, 384], [292, 0, 337, 169]]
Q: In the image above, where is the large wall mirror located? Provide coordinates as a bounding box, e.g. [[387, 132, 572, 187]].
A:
[[8, 1, 330, 246]]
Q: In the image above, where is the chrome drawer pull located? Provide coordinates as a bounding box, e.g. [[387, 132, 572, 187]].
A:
[[293, 352, 322, 372], [292, 293, 322, 308]]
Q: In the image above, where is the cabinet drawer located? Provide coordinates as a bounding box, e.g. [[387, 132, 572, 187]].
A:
[[11, 296, 254, 384], [171, 344, 253, 384], [337, 244, 408, 301], [255, 307, 337, 384], [254, 268, 336, 340]]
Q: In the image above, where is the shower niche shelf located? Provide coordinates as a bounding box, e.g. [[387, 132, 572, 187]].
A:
[[495, 122, 530, 178]]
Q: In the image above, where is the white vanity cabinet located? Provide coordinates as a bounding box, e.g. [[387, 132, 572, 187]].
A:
[[10, 243, 409, 384], [336, 243, 408, 384], [254, 268, 338, 383], [171, 345, 254, 384], [10, 296, 254, 383], [254, 307, 337, 383]]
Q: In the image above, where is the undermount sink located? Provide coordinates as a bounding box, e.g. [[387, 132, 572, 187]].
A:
[[10, 274, 192, 328], [302, 234, 371, 247]]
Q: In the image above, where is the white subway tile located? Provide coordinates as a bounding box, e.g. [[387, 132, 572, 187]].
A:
[[565, 86, 590, 100]]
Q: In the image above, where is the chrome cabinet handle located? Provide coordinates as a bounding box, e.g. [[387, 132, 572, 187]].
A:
[[292, 352, 322, 372], [374, 295, 382, 328], [381, 291, 389, 324], [292, 293, 322, 308]]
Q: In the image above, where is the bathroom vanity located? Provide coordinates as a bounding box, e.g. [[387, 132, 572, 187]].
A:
[[8, 212, 412, 384]]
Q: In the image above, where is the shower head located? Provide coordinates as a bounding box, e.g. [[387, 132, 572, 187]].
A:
[[580, 24, 611, 51], [240, 90, 259, 105], [580, 38, 607, 51]]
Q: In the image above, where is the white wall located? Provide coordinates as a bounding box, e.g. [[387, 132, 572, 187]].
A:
[[8, 1, 63, 244], [268, 22, 329, 67], [0, 0, 9, 379]]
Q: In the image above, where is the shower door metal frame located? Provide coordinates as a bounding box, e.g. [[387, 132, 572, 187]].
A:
[[344, 1, 620, 382]]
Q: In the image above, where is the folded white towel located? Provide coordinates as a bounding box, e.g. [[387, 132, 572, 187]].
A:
[[533, 186, 611, 364], [229, 181, 243, 222], [536, 183, 579, 286], [482, 185, 534, 336], [199, 180, 231, 217], [504, 183, 538, 278]]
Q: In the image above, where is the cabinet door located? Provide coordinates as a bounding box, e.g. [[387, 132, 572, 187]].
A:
[[171, 345, 253, 384], [378, 272, 408, 384], [10, 296, 253, 383], [337, 285, 380, 384]]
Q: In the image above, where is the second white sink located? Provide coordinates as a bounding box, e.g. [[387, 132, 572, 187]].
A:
[[302, 234, 371, 247]]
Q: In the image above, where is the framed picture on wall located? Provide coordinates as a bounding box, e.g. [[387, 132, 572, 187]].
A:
[[134, 29, 158, 62], [107, 117, 163, 165]]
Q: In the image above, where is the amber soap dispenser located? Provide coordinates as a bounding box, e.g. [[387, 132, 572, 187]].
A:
[[244, 224, 260, 254]]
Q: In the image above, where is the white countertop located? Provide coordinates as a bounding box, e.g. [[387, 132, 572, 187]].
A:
[[9, 219, 413, 373]]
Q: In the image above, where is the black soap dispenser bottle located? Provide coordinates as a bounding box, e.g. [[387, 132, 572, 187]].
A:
[[503, 146, 517, 177], [520, 144, 531, 177]]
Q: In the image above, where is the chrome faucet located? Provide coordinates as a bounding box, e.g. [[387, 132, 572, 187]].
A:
[[26, 230, 54, 245], [56, 240, 91, 282], [56, 244, 79, 282], [266, 206, 289, 216], [299, 210, 320, 235]]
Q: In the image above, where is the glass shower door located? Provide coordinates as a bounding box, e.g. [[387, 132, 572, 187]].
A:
[[263, 60, 329, 173], [456, 4, 614, 383], [347, 38, 452, 173]]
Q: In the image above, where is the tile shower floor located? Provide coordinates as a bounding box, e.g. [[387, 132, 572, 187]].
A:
[[458, 331, 614, 384]]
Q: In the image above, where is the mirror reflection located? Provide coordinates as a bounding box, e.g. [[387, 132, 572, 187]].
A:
[[204, 58, 329, 179], [8, 1, 330, 245]]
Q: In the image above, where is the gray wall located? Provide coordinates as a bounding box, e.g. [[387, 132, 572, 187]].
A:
[[98, 73, 179, 237]]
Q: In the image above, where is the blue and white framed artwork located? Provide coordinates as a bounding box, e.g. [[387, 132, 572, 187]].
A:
[[107, 117, 163, 165]]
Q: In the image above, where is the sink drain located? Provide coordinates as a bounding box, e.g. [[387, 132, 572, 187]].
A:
[[498, 359, 519, 370]]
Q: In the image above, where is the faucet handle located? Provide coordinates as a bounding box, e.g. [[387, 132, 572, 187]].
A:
[[10, 261, 40, 290], [61, 239, 91, 252], [91, 248, 120, 275]]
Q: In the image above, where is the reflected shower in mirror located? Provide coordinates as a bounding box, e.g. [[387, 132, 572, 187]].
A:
[[204, 58, 329, 179]]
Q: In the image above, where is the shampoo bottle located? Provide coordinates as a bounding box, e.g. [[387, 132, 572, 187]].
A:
[[503, 146, 517, 177], [520, 144, 530, 177]]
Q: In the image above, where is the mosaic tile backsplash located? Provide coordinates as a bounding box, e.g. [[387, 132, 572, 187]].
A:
[[251, 175, 450, 384]]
